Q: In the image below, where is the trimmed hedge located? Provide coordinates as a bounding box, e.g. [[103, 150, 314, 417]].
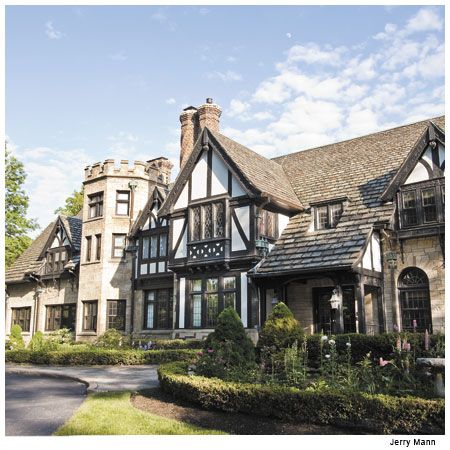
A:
[[158, 362, 444, 434], [305, 332, 444, 362], [149, 339, 203, 350], [5, 348, 198, 366]]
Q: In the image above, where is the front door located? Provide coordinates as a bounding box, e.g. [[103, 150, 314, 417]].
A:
[[313, 286, 356, 334]]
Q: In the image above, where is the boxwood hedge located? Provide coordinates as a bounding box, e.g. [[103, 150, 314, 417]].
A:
[[158, 361, 444, 434], [6, 348, 198, 365]]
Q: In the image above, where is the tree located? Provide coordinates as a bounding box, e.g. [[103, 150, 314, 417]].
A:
[[54, 185, 84, 216], [5, 147, 38, 268]]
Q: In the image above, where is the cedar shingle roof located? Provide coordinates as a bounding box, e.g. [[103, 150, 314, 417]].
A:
[[255, 116, 445, 275], [211, 131, 302, 210], [5, 215, 83, 283]]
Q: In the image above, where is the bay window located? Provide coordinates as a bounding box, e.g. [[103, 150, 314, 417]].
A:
[[190, 201, 225, 241]]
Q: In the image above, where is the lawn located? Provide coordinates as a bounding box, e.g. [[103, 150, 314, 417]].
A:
[[54, 391, 226, 435]]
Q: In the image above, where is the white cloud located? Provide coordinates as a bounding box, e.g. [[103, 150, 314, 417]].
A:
[[286, 33, 292, 39], [285, 43, 346, 67], [226, 56, 237, 63], [205, 70, 242, 82], [199, 8, 210, 16], [228, 99, 249, 117], [45, 21, 65, 40], [404, 8, 443, 34], [109, 51, 127, 61], [165, 98, 176, 105]]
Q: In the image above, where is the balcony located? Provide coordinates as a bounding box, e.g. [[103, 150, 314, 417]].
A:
[[187, 238, 230, 263]]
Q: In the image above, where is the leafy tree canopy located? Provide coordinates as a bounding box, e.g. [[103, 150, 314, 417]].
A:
[[5, 147, 38, 268], [54, 185, 84, 217]]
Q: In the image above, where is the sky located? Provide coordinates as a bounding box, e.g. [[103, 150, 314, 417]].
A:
[[5, 5, 445, 236]]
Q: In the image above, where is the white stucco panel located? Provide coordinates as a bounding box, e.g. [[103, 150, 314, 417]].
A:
[[234, 206, 250, 240], [231, 217, 246, 251], [211, 151, 228, 196], [362, 237, 372, 270], [371, 232, 382, 272], [174, 183, 188, 210], [240, 272, 248, 328], [232, 175, 246, 197], [179, 278, 186, 328], [172, 218, 184, 250], [175, 227, 187, 259], [405, 161, 429, 184], [191, 152, 208, 200], [278, 213, 290, 235]]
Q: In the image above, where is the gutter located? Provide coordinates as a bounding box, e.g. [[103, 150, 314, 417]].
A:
[[249, 264, 352, 278]]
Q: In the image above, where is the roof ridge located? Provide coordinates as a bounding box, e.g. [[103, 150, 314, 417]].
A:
[[272, 115, 444, 162]]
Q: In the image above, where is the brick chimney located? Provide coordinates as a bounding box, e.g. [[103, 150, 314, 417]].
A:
[[179, 106, 198, 169], [197, 98, 222, 133], [179, 98, 222, 169]]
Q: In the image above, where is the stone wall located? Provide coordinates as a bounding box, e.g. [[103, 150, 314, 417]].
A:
[[6, 278, 78, 344], [382, 235, 444, 333]]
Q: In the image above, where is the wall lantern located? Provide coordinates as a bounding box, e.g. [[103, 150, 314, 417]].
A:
[[329, 287, 341, 310], [385, 251, 397, 269], [255, 237, 269, 257]]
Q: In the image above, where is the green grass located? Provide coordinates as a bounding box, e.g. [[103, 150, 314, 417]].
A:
[[54, 391, 226, 435]]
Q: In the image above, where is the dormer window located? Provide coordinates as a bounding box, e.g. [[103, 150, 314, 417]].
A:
[[46, 247, 68, 273], [315, 203, 343, 230]]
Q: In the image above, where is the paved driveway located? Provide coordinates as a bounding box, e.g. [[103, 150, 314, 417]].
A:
[[6, 373, 86, 436], [6, 364, 160, 391]]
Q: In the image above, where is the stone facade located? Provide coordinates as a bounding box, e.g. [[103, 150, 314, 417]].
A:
[[382, 235, 445, 333], [6, 278, 78, 344]]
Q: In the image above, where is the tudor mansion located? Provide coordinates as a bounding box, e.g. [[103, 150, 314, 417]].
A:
[[5, 99, 445, 342]]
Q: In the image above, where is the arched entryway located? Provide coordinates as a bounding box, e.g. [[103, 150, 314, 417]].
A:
[[398, 267, 432, 332]]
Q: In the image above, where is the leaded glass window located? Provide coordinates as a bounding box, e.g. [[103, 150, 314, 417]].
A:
[[315, 203, 343, 230], [203, 204, 213, 239], [144, 289, 172, 329], [190, 202, 225, 241], [398, 268, 432, 332], [192, 207, 201, 241], [402, 191, 418, 226], [214, 203, 224, 237], [422, 188, 437, 223]]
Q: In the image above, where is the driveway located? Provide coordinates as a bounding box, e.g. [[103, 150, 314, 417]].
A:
[[6, 373, 86, 436], [6, 364, 160, 391]]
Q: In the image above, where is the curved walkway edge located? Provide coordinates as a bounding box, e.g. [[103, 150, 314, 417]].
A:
[[6, 363, 160, 392]]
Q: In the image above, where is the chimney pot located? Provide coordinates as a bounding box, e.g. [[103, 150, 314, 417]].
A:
[[206, 98, 213, 104]]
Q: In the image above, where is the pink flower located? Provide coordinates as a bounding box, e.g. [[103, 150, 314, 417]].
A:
[[197, 351, 203, 356], [424, 329, 430, 351], [396, 337, 402, 351], [402, 340, 411, 352], [379, 357, 390, 367], [207, 348, 214, 353], [412, 319, 417, 330]]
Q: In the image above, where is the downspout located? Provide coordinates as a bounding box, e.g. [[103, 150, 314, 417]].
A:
[[127, 181, 138, 335]]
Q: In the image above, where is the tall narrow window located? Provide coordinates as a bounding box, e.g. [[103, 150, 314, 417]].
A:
[[150, 235, 158, 258], [316, 206, 328, 230], [82, 301, 98, 332], [203, 204, 213, 239], [86, 236, 92, 262], [205, 278, 219, 327], [223, 276, 237, 309], [192, 207, 201, 241], [107, 300, 126, 330], [214, 203, 225, 237], [11, 307, 31, 332], [159, 234, 167, 257], [95, 234, 102, 260], [144, 290, 173, 329], [190, 279, 202, 327], [258, 210, 278, 239], [422, 188, 437, 223], [402, 191, 418, 226], [142, 236, 149, 259], [398, 268, 432, 332], [116, 191, 130, 216], [112, 234, 126, 258], [88, 192, 103, 218]]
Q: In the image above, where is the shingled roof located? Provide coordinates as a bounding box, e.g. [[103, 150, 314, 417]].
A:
[[255, 116, 445, 275], [210, 130, 302, 210], [5, 215, 83, 283]]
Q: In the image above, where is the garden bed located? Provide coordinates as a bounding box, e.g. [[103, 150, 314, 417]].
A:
[[6, 348, 198, 366], [158, 361, 445, 435]]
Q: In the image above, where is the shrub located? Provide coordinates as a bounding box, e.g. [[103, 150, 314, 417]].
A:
[[94, 329, 128, 349], [196, 308, 256, 379], [130, 338, 203, 351], [5, 348, 197, 366], [6, 324, 25, 351], [257, 302, 304, 352], [47, 328, 74, 345], [158, 362, 444, 434], [28, 331, 46, 352]]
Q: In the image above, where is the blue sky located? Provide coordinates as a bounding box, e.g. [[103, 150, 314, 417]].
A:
[[6, 5, 445, 235]]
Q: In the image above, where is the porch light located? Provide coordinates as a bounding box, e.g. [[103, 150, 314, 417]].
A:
[[329, 288, 340, 310], [255, 237, 269, 257], [385, 251, 397, 269]]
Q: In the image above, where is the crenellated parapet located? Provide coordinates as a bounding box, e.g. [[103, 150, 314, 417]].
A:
[[84, 159, 164, 181]]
